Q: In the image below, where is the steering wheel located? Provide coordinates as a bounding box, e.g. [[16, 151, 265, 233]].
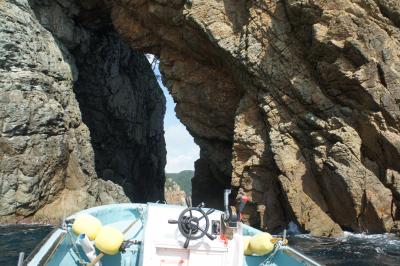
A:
[[168, 201, 216, 248]]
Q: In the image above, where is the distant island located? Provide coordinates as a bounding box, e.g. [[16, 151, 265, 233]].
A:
[[165, 170, 194, 196], [164, 170, 194, 204]]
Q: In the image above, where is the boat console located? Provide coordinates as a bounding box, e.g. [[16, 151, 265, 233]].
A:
[[139, 196, 245, 266]]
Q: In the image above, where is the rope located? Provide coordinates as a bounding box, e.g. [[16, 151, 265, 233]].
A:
[[271, 237, 288, 245], [258, 240, 284, 266], [259, 238, 288, 266]]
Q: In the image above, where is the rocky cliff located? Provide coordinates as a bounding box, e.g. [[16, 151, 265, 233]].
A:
[[0, 0, 165, 222], [165, 178, 186, 205], [1, 0, 399, 236], [107, 0, 400, 236]]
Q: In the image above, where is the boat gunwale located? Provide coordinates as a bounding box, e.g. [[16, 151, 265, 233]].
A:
[[281, 246, 322, 266], [24, 228, 66, 266]]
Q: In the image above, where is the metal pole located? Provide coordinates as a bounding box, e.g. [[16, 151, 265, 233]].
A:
[[17, 252, 24, 266]]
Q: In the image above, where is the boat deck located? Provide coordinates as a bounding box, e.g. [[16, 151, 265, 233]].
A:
[[26, 203, 320, 266]]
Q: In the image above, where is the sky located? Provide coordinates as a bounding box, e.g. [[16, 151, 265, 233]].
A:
[[146, 55, 199, 173]]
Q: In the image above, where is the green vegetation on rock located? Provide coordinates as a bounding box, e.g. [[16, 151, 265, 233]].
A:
[[165, 170, 194, 196]]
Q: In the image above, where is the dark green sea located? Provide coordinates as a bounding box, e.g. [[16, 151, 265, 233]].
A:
[[1, 225, 399, 265]]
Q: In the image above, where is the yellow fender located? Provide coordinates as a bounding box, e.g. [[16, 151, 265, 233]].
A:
[[248, 232, 274, 256], [95, 226, 124, 255], [243, 236, 252, 255], [72, 215, 102, 241]]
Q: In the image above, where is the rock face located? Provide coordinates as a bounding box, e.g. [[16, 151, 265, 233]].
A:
[[108, 0, 400, 236], [0, 0, 165, 222], [1, 0, 399, 236], [165, 178, 186, 205], [72, 32, 166, 203]]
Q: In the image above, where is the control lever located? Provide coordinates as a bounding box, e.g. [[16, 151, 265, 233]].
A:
[[223, 189, 231, 221], [185, 196, 192, 207]]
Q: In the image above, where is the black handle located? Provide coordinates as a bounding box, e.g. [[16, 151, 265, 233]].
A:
[[185, 196, 192, 207]]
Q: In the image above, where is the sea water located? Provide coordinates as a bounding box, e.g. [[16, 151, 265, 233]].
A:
[[288, 232, 400, 265], [1, 225, 399, 266], [0, 225, 53, 266]]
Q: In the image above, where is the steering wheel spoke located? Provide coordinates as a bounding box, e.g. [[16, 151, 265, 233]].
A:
[[196, 226, 216, 240], [183, 229, 192, 248], [199, 209, 215, 221]]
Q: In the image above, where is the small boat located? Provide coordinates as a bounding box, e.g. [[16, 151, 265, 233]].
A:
[[24, 193, 321, 266]]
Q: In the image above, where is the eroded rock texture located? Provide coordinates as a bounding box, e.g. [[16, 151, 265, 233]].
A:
[[0, 0, 165, 222], [108, 0, 400, 236]]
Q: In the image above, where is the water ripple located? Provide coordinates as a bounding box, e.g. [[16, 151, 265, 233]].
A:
[[288, 232, 400, 266], [0, 225, 53, 266]]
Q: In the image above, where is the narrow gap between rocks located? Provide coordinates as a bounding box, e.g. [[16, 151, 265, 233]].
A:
[[146, 55, 199, 204]]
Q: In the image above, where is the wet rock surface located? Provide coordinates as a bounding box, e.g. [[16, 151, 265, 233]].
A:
[[0, 0, 165, 222], [107, 0, 400, 236]]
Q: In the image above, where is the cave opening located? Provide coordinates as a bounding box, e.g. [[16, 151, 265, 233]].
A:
[[28, 0, 234, 210], [71, 33, 167, 204], [146, 54, 199, 204], [72, 40, 198, 204]]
